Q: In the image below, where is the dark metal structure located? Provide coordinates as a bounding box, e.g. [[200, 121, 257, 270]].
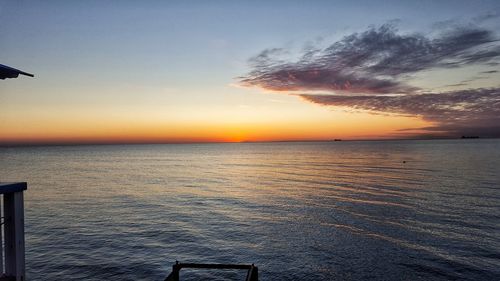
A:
[[0, 64, 34, 80], [164, 262, 258, 281]]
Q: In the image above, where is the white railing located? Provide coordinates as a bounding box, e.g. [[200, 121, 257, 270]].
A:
[[0, 182, 26, 281]]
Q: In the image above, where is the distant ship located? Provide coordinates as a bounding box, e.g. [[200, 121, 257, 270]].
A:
[[334, 139, 342, 141], [461, 136, 479, 139]]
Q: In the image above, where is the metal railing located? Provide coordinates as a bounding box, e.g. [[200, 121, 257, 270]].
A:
[[164, 262, 258, 281]]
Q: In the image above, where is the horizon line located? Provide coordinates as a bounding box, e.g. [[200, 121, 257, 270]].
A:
[[0, 136, 494, 148]]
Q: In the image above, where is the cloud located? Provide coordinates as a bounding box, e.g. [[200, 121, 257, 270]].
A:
[[480, 70, 499, 74], [443, 83, 468, 88], [240, 24, 500, 95], [239, 22, 500, 137], [299, 88, 500, 137]]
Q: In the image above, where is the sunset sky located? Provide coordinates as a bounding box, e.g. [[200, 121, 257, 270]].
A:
[[1, 0, 500, 145]]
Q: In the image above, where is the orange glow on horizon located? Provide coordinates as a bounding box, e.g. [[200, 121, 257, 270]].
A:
[[0, 109, 432, 145], [0, 88, 432, 145]]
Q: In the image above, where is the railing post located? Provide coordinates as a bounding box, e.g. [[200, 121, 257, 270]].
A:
[[172, 262, 180, 281], [4, 191, 25, 281], [246, 264, 258, 281], [164, 262, 180, 281], [250, 266, 258, 281]]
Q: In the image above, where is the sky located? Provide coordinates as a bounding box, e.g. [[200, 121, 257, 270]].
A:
[[1, 0, 500, 145]]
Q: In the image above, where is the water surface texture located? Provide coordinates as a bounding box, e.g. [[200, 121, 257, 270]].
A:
[[1, 140, 499, 280]]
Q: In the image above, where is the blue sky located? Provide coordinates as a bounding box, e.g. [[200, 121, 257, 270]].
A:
[[1, 1, 500, 143]]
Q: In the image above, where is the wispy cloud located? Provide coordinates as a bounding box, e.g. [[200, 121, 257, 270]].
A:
[[239, 22, 500, 137], [480, 70, 499, 74], [240, 24, 500, 94]]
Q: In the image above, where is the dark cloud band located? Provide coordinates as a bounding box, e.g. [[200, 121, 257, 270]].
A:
[[300, 88, 500, 137]]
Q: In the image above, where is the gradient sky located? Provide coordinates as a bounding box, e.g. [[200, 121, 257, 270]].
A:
[[1, 0, 500, 144]]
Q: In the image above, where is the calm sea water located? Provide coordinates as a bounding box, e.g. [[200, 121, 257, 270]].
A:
[[0, 140, 499, 280]]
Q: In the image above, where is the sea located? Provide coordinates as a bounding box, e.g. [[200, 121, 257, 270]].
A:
[[0, 140, 499, 280]]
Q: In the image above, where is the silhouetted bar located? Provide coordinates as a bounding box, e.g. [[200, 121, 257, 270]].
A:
[[165, 262, 258, 281]]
